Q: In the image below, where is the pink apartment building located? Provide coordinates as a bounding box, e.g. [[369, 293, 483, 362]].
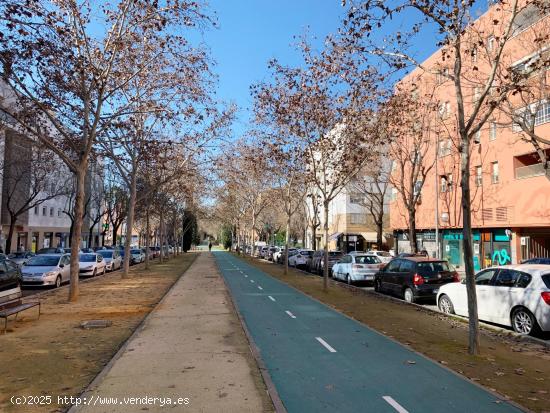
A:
[[390, 1, 550, 271]]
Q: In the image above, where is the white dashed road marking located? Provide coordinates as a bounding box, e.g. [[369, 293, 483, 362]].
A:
[[382, 396, 409, 413], [268, 296, 276, 302], [315, 337, 336, 353], [285, 311, 296, 319], [258, 286, 263, 290]]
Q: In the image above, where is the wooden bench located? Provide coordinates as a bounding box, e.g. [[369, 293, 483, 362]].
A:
[[0, 287, 40, 333]]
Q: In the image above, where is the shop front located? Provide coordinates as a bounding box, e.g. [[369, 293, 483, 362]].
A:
[[480, 229, 512, 267], [442, 229, 481, 272]]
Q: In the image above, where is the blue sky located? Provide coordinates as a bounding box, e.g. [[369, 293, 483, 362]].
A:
[[203, 1, 489, 140], [204, 0, 350, 138]]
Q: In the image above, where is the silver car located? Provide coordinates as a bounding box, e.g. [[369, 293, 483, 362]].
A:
[[130, 249, 145, 264], [8, 251, 35, 267], [97, 249, 122, 271], [21, 254, 71, 288], [78, 253, 106, 277]]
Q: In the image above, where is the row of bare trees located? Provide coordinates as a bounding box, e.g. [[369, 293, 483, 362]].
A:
[[215, 1, 550, 357], [0, 0, 230, 301]]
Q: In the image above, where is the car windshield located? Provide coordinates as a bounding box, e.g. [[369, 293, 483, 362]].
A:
[[301, 251, 313, 256], [131, 250, 141, 254], [329, 252, 342, 257], [99, 251, 113, 258], [542, 274, 550, 288], [356, 256, 381, 264], [417, 261, 451, 275], [79, 254, 96, 262], [25, 256, 59, 266], [376, 251, 391, 257]]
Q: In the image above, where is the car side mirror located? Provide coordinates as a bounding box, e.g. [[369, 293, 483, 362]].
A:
[[461, 278, 466, 284], [59, 263, 64, 268]]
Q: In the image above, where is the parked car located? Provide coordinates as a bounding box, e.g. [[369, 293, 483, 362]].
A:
[[0, 259, 22, 291], [437, 264, 550, 335], [78, 253, 106, 277], [8, 251, 35, 267], [333, 254, 383, 285], [130, 249, 145, 264], [289, 249, 314, 269], [367, 250, 393, 264], [273, 248, 289, 263], [374, 257, 459, 303], [277, 248, 298, 264], [259, 246, 271, 259], [311, 250, 344, 275], [266, 246, 280, 261], [521, 257, 550, 265], [21, 254, 70, 288], [97, 249, 122, 271], [36, 247, 65, 254]]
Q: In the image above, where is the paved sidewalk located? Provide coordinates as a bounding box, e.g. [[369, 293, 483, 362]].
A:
[[73, 253, 273, 413]]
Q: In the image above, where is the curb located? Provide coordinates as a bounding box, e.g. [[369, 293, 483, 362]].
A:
[[214, 253, 287, 413], [65, 253, 197, 413], [237, 255, 532, 413]]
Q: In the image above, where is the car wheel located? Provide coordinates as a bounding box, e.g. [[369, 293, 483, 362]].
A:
[[55, 275, 61, 288], [374, 279, 381, 292], [92, 269, 97, 277], [346, 274, 352, 285], [511, 307, 539, 335], [403, 287, 415, 303], [102, 266, 106, 275], [438, 295, 455, 314]]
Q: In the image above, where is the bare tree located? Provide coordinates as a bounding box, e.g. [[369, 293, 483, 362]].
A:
[[343, 0, 546, 354]]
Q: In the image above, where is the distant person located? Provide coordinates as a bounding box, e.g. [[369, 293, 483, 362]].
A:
[[208, 242, 212, 252]]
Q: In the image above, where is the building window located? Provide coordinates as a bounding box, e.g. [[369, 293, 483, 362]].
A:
[[349, 193, 363, 204], [58, 209, 61, 217], [42, 206, 47, 216], [512, 3, 547, 36], [49, 207, 54, 217], [475, 166, 483, 187], [349, 213, 367, 225], [440, 176, 448, 193], [413, 180, 423, 196], [34, 206, 39, 215], [390, 187, 398, 202], [471, 46, 478, 63], [487, 35, 495, 52], [438, 101, 451, 119], [474, 129, 481, 144], [489, 122, 497, 141], [438, 138, 452, 157], [50, 183, 55, 194], [473, 87, 480, 102], [492, 162, 499, 184]]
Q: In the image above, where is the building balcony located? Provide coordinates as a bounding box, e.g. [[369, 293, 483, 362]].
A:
[[515, 163, 547, 179]]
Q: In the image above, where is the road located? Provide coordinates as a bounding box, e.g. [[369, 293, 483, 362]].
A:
[[214, 251, 522, 413]]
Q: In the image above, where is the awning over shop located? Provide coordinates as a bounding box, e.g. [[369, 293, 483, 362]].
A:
[[328, 232, 343, 241], [360, 232, 378, 243]]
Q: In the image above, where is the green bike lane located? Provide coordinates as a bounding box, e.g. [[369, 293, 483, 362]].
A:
[[213, 252, 524, 413]]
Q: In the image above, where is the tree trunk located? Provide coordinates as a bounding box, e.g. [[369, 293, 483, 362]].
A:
[[122, 172, 137, 278], [159, 209, 164, 263], [312, 224, 317, 251], [323, 202, 329, 291], [112, 224, 119, 246], [145, 205, 151, 270], [5, 215, 16, 254], [461, 133, 480, 355], [251, 209, 256, 257], [284, 216, 291, 275], [376, 218, 384, 250], [408, 209, 418, 253], [69, 166, 87, 302]]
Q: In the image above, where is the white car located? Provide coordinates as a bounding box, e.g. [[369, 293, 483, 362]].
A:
[[333, 254, 384, 284], [437, 264, 550, 335], [289, 249, 314, 268], [367, 250, 393, 263], [97, 249, 122, 271], [78, 253, 106, 277]]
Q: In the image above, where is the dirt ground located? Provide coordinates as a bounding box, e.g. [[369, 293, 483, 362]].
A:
[[0, 253, 197, 413], [241, 256, 550, 413]]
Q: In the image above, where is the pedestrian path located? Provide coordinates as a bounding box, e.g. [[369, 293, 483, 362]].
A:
[[214, 251, 523, 413], [73, 253, 272, 413]]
